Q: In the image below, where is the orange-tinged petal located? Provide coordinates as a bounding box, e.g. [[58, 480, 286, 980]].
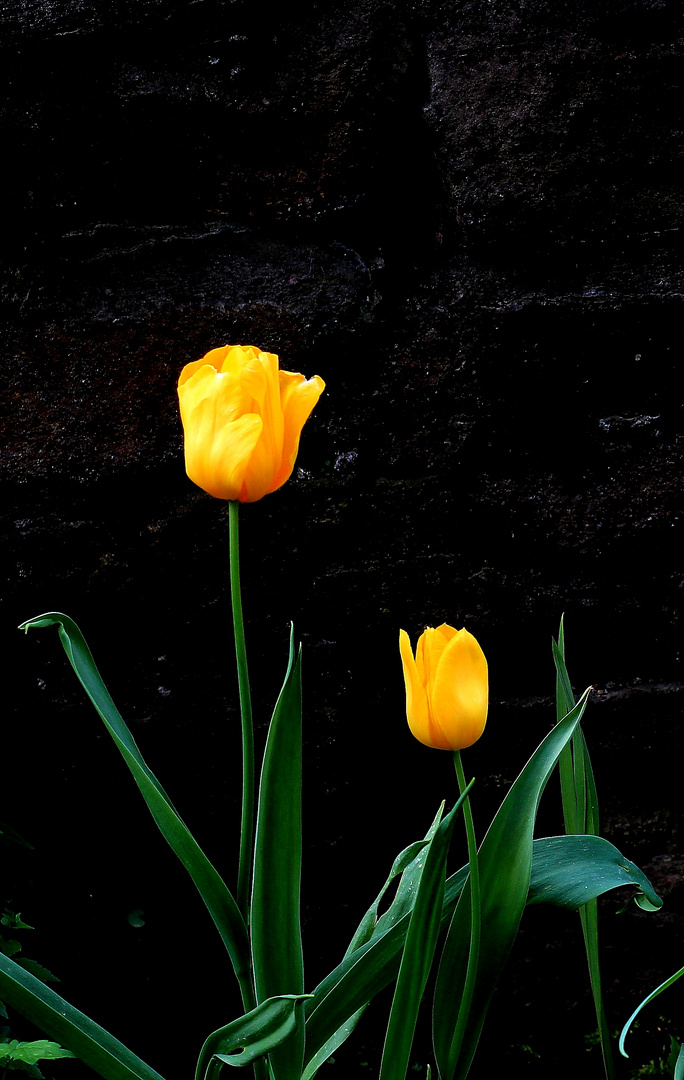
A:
[[177, 344, 324, 502], [273, 370, 326, 490], [430, 629, 488, 750]]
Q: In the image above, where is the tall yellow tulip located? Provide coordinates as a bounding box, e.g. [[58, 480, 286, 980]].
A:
[[178, 344, 325, 502], [399, 624, 488, 750]]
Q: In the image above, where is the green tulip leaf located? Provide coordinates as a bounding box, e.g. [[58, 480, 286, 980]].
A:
[[300, 1009, 365, 1080], [347, 836, 432, 955], [302, 820, 659, 1070], [0, 951, 165, 1080], [18, 613, 249, 990], [380, 784, 472, 1080], [251, 630, 305, 1080], [301, 815, 440, 1079], [620, 965, 684, 1060], [195, 995, 313, 1079], [373, 808, 444, 940], [553, 618, 612, 1080], [433, 691, 592, 1080], [527, 835, 662, 910]]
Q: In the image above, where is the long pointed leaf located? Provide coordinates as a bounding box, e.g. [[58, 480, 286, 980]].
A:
[[301, 816, 439, 1078], [251, 630, 304, 1080], [619, 965, 684, 1059], [553, 624, 613, 1080], [381, 786, 472, 1080], [0, 952, 166, 1080], [433, 690, 591, 1080], [19, 614, 249, 990], [302, 825, 659, 1067], [195, 995, 312, 1078]]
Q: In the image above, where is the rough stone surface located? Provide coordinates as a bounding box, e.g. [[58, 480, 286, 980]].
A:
[[1, 1, 683, 1077]]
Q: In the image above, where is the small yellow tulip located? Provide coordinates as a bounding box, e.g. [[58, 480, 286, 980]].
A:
[[178, 344, 325, 502], [399, 624, 488, 751]]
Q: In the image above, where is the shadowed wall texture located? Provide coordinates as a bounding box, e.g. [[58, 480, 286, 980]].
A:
[[1, 1, 683, 1077]]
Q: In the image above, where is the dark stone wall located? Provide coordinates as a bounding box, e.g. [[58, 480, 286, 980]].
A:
[[2, 1, 683, 1077]]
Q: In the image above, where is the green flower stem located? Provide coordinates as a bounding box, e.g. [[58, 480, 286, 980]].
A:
[[228, 504, 270, 1080], [450, 750, 481, 1074], [229, 500, 255, 926]]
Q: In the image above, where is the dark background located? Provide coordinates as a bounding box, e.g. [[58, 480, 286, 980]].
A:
[[1, 0, 683, 1077]]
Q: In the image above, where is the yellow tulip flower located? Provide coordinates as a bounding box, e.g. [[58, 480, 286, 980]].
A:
[[178, 344, 325, 502], [399, 624, 488, 751]]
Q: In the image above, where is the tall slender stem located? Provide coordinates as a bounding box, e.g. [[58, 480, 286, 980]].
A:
[[229, 500, 255, 924], [228, 504, 271, 1080], [449, 750, 481, 1076]]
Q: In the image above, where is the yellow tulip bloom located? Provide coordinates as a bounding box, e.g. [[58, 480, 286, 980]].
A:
[[399, 624, 488, 751], [178, 344, 325, 502]]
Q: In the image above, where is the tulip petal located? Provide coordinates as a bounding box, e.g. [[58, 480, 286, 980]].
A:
[[273, 371, 326, 490], [239, 351, 285, 501], [178, 344, 324, 502], [180, 368, 263, 500], [431, 629, 488, 751], [400, 630, 442, 750], [218, 345, 260, 376]]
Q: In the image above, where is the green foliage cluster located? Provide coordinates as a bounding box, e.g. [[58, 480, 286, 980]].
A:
[[0, 907, 74, 1078]]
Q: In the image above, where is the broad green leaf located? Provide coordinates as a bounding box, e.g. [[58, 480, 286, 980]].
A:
[[302, 826, 659, 1068], [251, 632, 304, 1080], [433, 690, 591, 1080], [527, 835, 661, 909], [301, 824, 436, 1079], [619, 964, 684, 1059], [380, 787, 471, 1080], [0, 1039, 75, 1065], [194, 995, 312, 1080], [19, 614, 249, 992], [0, 951, 166, 1080]]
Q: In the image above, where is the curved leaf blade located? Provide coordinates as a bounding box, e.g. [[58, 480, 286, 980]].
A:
[[0, 951, 166, 1080], [19, 613, 249, 987], [528, 835, 662, 910], [619, 965, 684, 1059], [302, 828, 659, 1068], [380, 786, 472, 1080], [433, 690, 591, 1080], [251, 633, 304, 1080], [195, 995, 312, 1078]]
